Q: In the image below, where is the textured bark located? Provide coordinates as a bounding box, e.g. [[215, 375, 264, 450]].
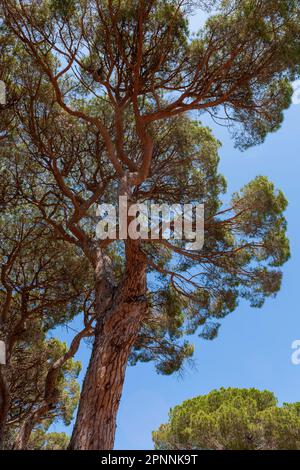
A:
[[0, 367, 10, 450], [13, 416, 36, 450], [69, 245, 147, 450]]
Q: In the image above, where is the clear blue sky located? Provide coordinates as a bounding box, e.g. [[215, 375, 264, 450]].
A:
[[50, 10, 300, 450]]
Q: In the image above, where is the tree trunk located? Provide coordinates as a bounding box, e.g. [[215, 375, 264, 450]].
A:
[[0, 366, 10, 450], [13, 418, 34, 450], [69, 246, 147, 450]]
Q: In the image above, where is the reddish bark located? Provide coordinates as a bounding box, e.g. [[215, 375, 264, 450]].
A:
[[69, 247, 147, 450]]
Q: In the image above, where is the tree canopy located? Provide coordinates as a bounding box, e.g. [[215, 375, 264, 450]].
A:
[[153, 388, 300, 450], [0, 0, 299, 449]]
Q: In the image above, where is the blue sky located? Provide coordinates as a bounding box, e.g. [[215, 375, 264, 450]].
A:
[[50, 10, 300, 450]]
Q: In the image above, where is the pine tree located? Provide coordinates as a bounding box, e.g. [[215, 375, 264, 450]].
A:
[[1, 0, 299, 449], [153, 388, 300, 450]]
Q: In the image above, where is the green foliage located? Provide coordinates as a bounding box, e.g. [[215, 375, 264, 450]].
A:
[[28, 429, 69, 450], [50, 0, 77, 19], [232, 176, 290, 267], [190, 0, 300, 147], [153, 388, 300, 450]]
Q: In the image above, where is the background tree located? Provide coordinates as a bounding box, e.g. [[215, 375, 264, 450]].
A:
[[0, 148, 93, 448], [0, 214, 91, 450], [1, 0, 299, 449], [153, 388, 300, 450], [3, 336, 81, 450], [27, 429, 70, 450]]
